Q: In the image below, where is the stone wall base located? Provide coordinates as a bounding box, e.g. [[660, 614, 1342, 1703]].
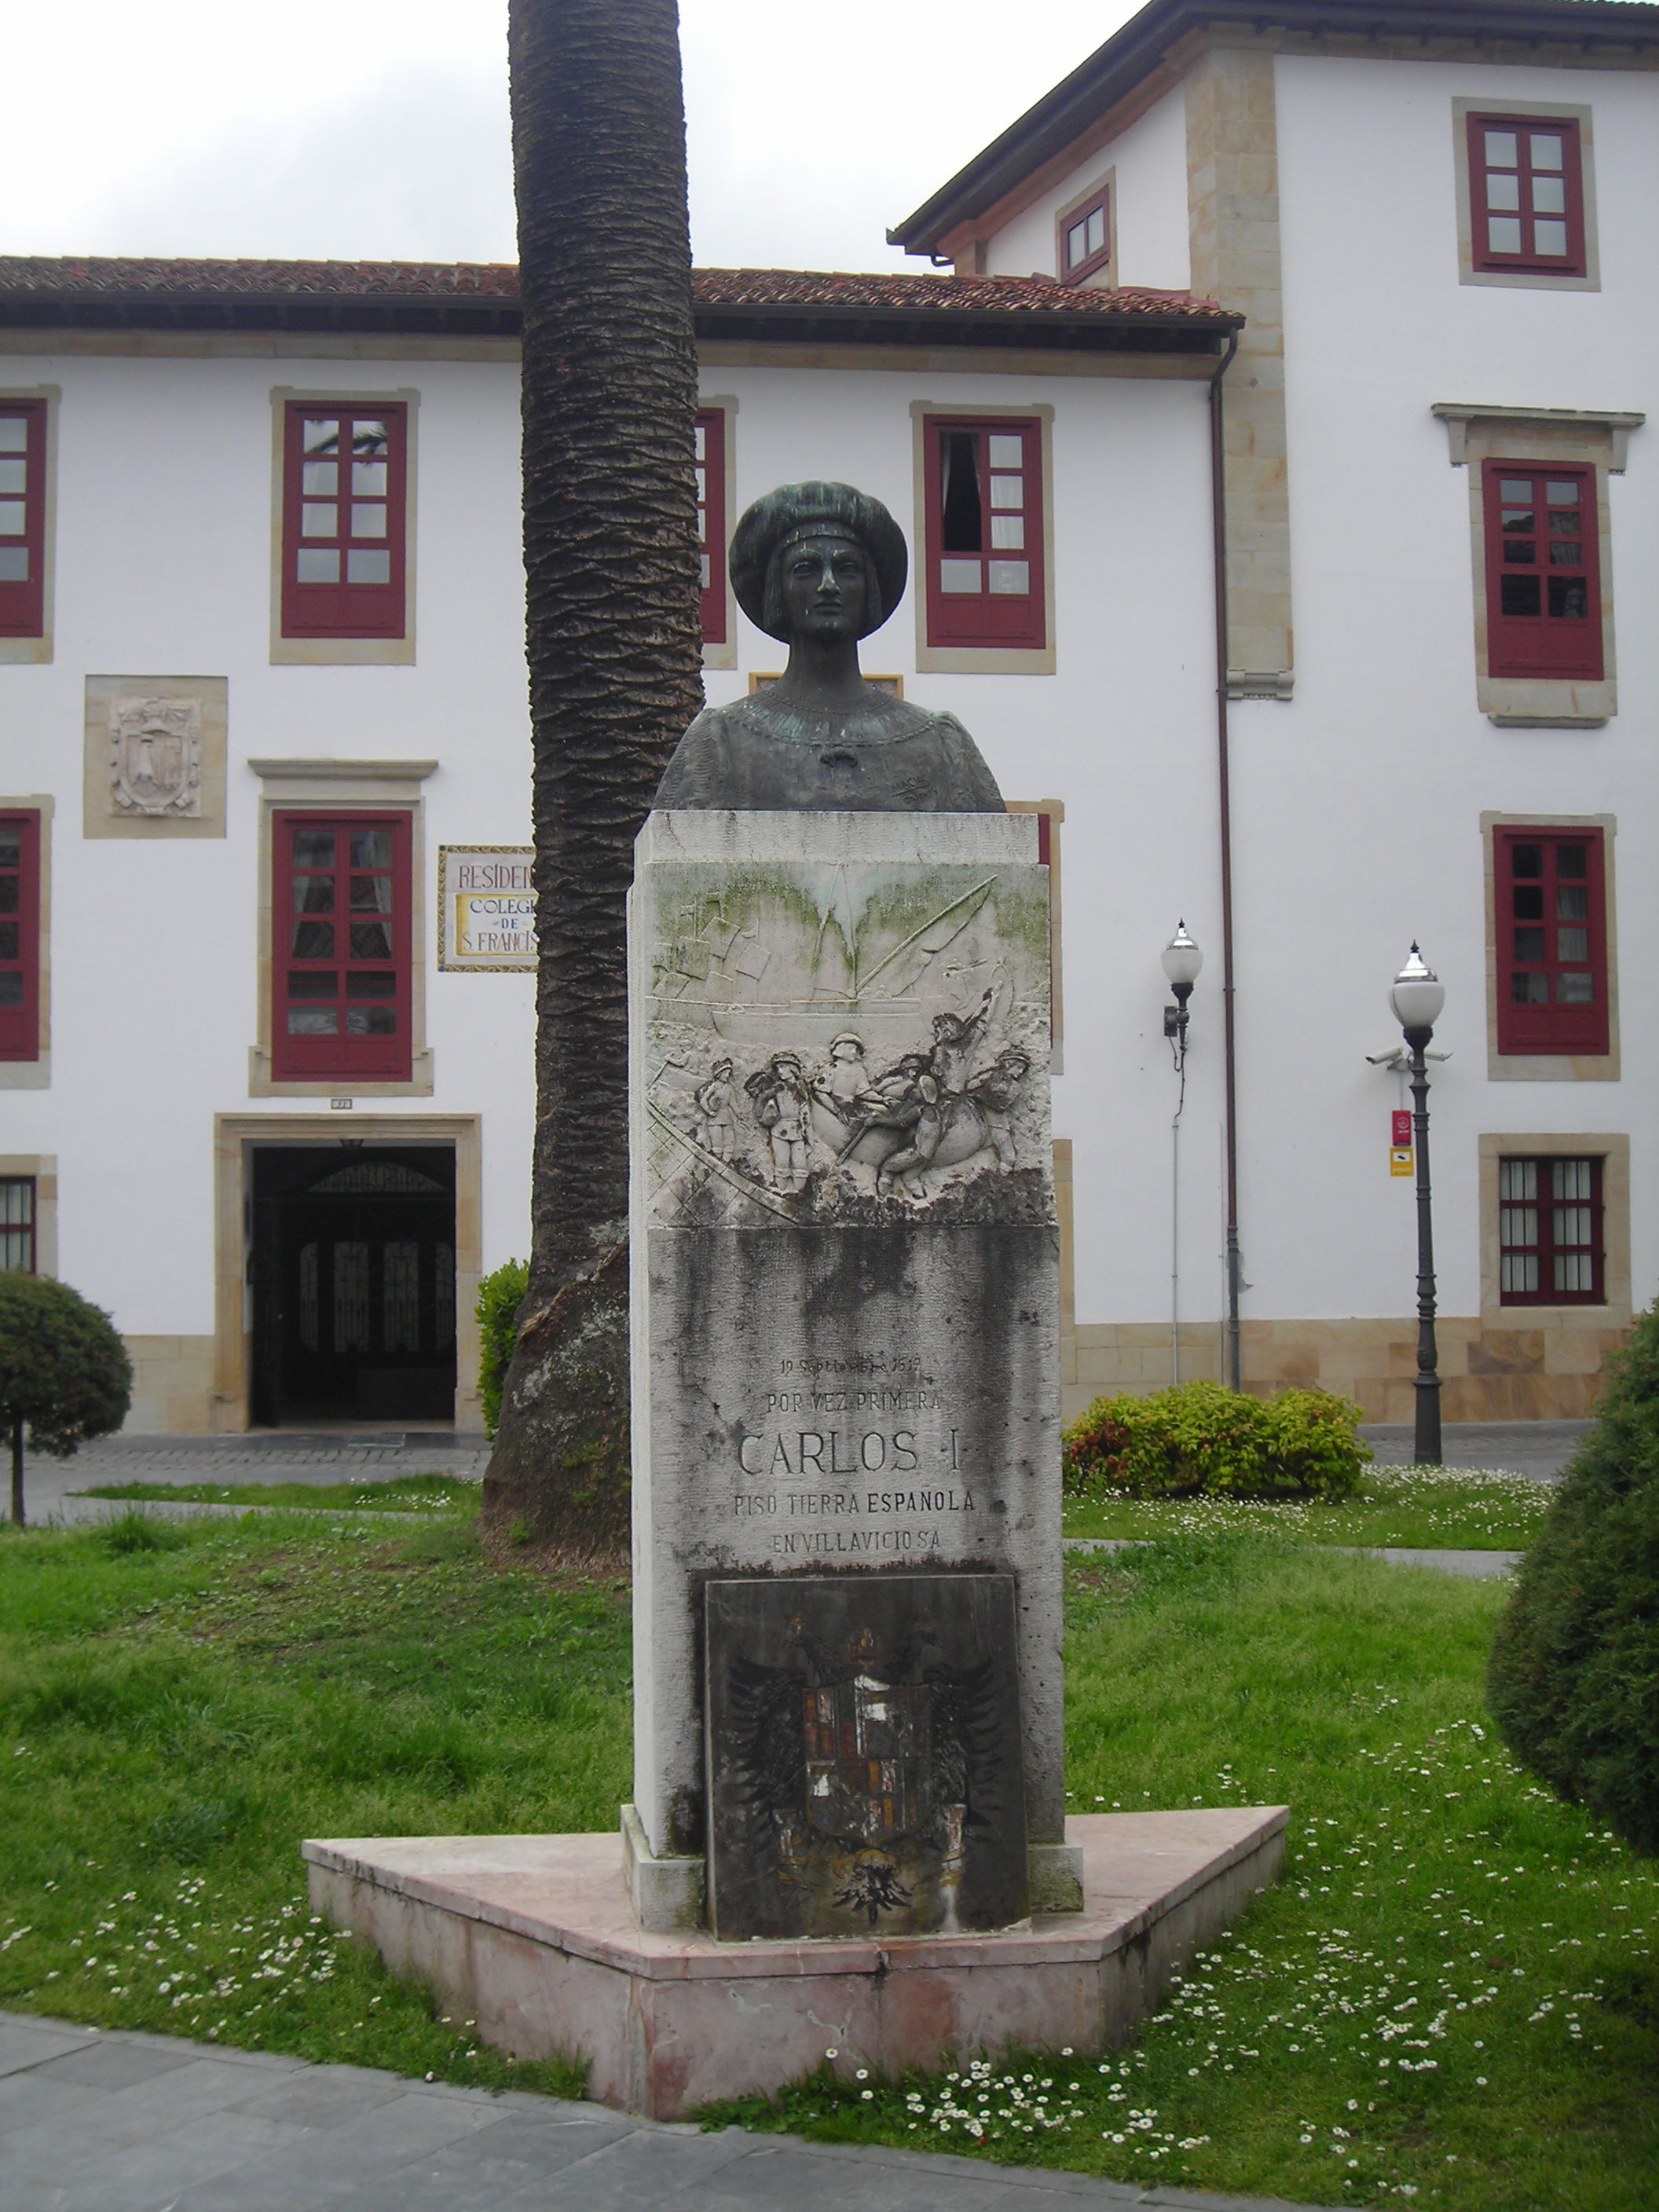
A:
[[123, 1335, 218, 1434], [1062, 1316, 1628, 1423], [303, 1808, 1285, 2121]]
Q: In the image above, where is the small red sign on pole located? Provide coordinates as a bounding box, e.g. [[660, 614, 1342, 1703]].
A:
[[1392, 1109, 1413, 1147]]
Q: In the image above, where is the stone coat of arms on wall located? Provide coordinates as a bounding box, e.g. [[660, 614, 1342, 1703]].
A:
[[108, 695, 203, 818]]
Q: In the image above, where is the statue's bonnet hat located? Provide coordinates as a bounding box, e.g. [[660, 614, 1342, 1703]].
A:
[[730, 481, 908, 643]]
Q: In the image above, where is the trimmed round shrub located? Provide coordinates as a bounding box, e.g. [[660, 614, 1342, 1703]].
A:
[[1061, 1379, 1368, 1501], [0, 1272, 133, 1524], [1489, 1301, 1659, 1856], [475, 1257, 529, 1439]]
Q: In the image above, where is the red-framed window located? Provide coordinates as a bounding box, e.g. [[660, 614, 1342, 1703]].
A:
[[1499, 1155, 1603, 1305], [695, 407, 727, 646], [1467, 113, 1586, 276], [0, 811, 40, 1062], [922, 416, 1046, 650], [0, 402, 46, 639], [1058, 190, 1111, 284], [273, 811, 412, 1082], [1494, 827, 1608, 1057], [1483, 462, 1600, 680], [280, 404, 408, 639], [0, 1177, 34, 1274]]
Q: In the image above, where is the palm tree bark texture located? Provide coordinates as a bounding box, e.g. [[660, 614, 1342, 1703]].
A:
[[484, 0, 703, 1551]]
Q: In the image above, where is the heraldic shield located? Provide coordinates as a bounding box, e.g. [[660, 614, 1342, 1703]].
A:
[[705, 1574, 1028, 1941]]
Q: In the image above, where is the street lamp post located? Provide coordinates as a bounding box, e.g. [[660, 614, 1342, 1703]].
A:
[[1390, 944, 1446, 1467], [1162, 922, 1203, 1385]]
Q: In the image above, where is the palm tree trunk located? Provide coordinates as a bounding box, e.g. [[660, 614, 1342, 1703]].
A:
[[483, 0, 703, 1552]]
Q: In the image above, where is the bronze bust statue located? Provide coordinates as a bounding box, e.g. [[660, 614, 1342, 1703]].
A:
[[654, 481, 1005, 813]]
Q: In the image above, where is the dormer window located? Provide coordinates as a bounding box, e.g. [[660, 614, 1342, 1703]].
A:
[[1054, 174, 1112, 286]]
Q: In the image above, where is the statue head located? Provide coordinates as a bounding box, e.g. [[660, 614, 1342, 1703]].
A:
[[730, 482, 908, 645]]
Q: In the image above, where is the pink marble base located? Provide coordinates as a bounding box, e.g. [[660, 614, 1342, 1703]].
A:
[[303, 1807, 1285, 2120]]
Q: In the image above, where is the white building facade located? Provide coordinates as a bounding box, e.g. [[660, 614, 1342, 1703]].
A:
[[2, 0, 1654, 1432]]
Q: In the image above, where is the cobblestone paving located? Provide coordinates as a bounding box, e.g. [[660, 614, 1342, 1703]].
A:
[[0, 2012, 1341, 2212]]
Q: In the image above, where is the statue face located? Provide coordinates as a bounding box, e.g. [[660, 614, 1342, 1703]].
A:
[[778, 533, 870, 642]]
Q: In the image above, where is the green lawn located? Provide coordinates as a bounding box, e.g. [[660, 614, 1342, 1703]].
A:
[[1060, 1465, 1551, 1551], [0, 1508, 1653, 2211], [73, 1473, 478, 1513]]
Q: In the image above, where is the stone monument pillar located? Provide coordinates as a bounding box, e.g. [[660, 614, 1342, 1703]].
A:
[[623, 479, 1077, 1938], [626, 806, 1076, 1935]]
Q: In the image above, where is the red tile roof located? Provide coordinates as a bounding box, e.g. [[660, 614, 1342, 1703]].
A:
[[694, 267, 1233, 322], [0, 255, 1235, 328]]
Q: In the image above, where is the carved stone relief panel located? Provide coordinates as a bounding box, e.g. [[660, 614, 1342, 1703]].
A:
[[109, 695, 202, 817], [82, 675, 227, 839]]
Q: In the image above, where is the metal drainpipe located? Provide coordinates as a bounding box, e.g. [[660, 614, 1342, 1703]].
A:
[[1208, 328, 1243, 1393]]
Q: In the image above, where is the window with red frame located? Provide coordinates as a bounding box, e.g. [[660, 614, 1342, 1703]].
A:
[[1494, 827, 1608, 1057], [1484, 462, 1600, 679], [0, 811, 40, 1062], [280, 405, 408, 639], [923, 417, 1046, 650], [695, 408, 727, 646], [0, 403, 46, 639], [1058, 191, 1110, 284], [1499, 1155, 1603, 1304], [1467, 114, 1586, 276], [273, 813, 412, 1082]]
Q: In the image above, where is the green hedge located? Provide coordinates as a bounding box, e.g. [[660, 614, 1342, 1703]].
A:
[[1489, 1301, 1659, 1856], [1062, 1380, 1368, 1501], [474, 1258, 528, 1440]]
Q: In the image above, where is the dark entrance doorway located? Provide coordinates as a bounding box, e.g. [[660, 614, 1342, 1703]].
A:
[[251, 1145, 457, 1426]]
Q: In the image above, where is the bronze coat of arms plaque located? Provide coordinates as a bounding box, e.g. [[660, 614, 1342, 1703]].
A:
[[704, 1573, 1028, 1941]]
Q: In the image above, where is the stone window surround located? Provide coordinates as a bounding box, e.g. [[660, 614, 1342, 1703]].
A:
[[1452, 98, 1600, 293], [247, 758, 437, 1097], [0, 384, 57, 666], [269, 386, 419, 666], [1434, 403, 1642, 727], [0, 793, 49, 1089], [1481, 809, 1618, 1084], [82, 674, 228, 840], [1478, 1129, 1629, 1329], [211, 1112, 482, 1432], [0, 1155, 55, 1275], [1053, 167, 1115, 289], [698, 394, 738, 672], [910, 399, 1057, 676]]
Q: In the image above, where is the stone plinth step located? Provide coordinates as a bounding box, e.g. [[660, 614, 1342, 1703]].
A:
[[303, 1807, 1286, 2121]]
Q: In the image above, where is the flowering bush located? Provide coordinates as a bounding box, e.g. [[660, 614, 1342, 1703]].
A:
[[1062, 1381, 1367, 1500]]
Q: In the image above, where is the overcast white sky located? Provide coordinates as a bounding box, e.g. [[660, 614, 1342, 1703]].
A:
[[5, 1, 1141, 273]]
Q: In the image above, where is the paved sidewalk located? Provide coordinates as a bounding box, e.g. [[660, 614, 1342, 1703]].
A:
[[23, 1431, 491, 1526], [1359, 1419, 1587, 1479], [0, 2011, 1339, 2212], [1063, 1539, 1520, 1577]]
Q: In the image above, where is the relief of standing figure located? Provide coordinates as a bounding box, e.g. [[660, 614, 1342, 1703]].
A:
[[747, 1053, 815, 1194], [693, 1057, 738, 1159]]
